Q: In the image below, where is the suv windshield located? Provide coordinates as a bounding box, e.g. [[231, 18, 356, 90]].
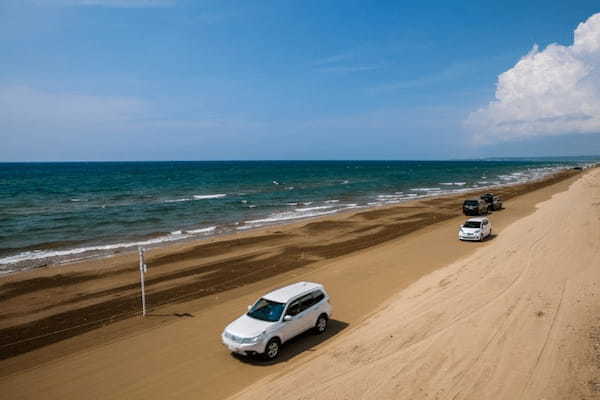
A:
[[464, 221, 481, 228], [464, 200, 479, 206], [247, 298, 285, 322]]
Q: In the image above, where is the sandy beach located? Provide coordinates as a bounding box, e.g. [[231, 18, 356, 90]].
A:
[[230, 166, 600, 400], [1, 167, 597, 400]]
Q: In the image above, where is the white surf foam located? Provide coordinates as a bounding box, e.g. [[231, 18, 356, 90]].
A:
[[237, 225, 260, 230], [245, 209, 339, 225], [439, 182, 466, 186], [0, 233, 192, 265], [409, 187, 441, 192], [193, 194, 226, 200], [186, 226, 217, 234], [295, 205, 335, 212], [164, 198, 191, 203]]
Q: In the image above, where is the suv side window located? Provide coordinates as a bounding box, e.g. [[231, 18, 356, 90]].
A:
[[285, 290, 326, 317], [285, 299, 302, 316], [297, 293, 315, 313], [311, 290, 325, 304], [286, 294, 313, 317], [301, 290, 325, 311]]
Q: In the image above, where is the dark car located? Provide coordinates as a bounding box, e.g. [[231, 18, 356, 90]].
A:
[[463, 199, 488, 216], [480, 193, 503, 211]]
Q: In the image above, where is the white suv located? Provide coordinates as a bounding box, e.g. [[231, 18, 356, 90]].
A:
[[222, 282, 332, 360], [459, 217, 492, 241]]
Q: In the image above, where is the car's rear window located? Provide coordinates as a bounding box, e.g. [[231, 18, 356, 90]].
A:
[[464, 200, 479, 206], [464, 221, 481, 228], [314, 290, 325, 303]]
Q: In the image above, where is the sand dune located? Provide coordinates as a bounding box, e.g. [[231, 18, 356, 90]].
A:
[[231, 169, 600, 399]]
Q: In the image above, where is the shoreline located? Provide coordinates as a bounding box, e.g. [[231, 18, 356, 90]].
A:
[[0, 164, 586, 275], [0, 168, 582, 359], [0, 167, 589, 400]]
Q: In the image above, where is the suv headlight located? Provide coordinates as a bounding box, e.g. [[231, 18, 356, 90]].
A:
[[242, 331, 266, 344]]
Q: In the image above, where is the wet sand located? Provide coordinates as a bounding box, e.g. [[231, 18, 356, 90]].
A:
[[0, 168, 585, 399]]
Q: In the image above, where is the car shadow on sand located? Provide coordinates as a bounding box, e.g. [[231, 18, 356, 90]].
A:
[[484, 233, 498, 241], [231, 319, 349, 366]]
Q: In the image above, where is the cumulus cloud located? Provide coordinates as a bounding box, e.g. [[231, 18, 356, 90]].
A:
[[466, 13, 600, 144]]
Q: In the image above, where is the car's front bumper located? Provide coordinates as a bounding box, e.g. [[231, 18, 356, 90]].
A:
[[222, 334, 267, 356], [459, 233, 481, 241]]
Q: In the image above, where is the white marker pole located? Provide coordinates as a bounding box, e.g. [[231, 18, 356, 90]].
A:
[[139, 247, 147, 317]]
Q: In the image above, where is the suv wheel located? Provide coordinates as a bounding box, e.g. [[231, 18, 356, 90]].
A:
[[314, 314, 328, 334], [264, 338, 280, 360]]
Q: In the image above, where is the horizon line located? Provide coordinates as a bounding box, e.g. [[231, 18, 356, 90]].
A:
[[1, 156, 600, 164]]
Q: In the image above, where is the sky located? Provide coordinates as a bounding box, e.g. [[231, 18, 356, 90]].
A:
[[1, 0, 600, 161]]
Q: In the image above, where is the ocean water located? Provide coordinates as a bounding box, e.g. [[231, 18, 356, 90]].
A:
[[0, 160, 592, 273]]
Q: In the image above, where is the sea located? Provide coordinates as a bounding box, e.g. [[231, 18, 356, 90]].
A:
[[0, 159, 595, 274]]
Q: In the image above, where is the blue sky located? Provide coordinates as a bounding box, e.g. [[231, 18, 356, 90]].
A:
[[2, 0, 600, 161]]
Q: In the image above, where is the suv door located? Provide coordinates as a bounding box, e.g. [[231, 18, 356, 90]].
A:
[[281, 294, 311, 341], [299, 290, 326, 331]]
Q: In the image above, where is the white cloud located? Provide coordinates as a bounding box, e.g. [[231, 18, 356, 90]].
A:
[[371, 62, 471, 93], [466, 13, 600, 144], [312, 51, 382, 73], [0, 85, 151, 160], [0, 85, 146, 132], [312, 53, 354, 67]]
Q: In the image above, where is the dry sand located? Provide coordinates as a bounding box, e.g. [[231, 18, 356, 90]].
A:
[[231, 168, 600, 400], [0, 168, 597, 399]]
